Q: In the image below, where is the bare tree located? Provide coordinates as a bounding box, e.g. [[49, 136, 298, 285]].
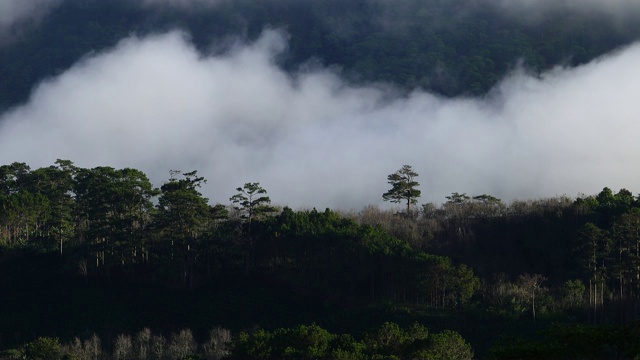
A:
[[135, 328, 152, 360], [202, 327, 232, 360], [150, 334, 166, 360], [86, 334, 102, 360], [517, 273, 547, 321], [66, 337, 87, 360], [113, 334, 132, 360], [167, 329, 197, 360]]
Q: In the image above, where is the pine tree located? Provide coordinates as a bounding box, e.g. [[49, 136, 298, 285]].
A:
[[382, 165, 421, 212]]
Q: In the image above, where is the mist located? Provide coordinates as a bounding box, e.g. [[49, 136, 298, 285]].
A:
[[493, 0, 640, 13], [141, 0, 226, 9], [0, 0, 62, 39], [4, 0, 640, 45], [1, 29, 640, 209], [489, 0, 640, 27]]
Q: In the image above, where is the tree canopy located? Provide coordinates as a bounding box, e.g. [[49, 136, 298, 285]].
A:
[[230, 182, 274, 224], [383, 165, 421, 212], [2, 161, 640, 358]]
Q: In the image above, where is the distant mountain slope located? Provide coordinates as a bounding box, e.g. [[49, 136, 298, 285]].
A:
[[1, 0, 640, 111]]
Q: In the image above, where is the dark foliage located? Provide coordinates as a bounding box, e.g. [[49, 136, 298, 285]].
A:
[[3, 162, 640, 358]]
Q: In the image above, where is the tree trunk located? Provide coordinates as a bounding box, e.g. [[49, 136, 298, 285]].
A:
[[532, 289, 536, 321], [593, 277, 597, 324]]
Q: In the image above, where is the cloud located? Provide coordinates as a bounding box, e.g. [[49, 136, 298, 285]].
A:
[[141, 0, 640, 13], [493, 0, 640, 12], [1, 29, 640, 210], [490, 0, 640, 23], [0, 0, 219, 40], [0, 0, 62, 39], [140, 0, 226, 8]]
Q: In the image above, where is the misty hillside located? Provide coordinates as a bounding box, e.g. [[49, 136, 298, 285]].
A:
[[2, 160, 640, 358], [2, 0, 640, 111], [3, 4, 640, 356]]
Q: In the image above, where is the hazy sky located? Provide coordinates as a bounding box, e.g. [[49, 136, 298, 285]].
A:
[[1, 28, 640, 210]]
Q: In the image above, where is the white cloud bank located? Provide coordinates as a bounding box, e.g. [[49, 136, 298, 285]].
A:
[[1, 30, 640, 209]]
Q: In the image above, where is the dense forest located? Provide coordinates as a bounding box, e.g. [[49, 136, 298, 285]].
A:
[[2, 0, 640, 111], [1, 161, 640, 358]]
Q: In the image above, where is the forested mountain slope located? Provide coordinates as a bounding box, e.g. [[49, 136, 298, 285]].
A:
[[2, 161, 640, 358], [3, 1, 640, 358], [2, 0, 640, 111]]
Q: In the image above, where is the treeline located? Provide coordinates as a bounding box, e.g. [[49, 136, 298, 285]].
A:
[[3, 322, 473, 360], [353, 188, 640, 322], [3, 0, 640, 110], [5, 160, 640, 357], [0, 161, 476, 306], [0, 161, 478, 350]]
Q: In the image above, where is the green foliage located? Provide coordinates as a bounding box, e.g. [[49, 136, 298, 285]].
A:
[[75, 166, 159, 265], [383, 165, 421, 212], [230, 182, 275, 224], [421, 330, 473, 360], [156, 170, 210, 239], [275, 324, 334, 359], [23, 337, 62, 360], [329, 334, 367, 360], [0, 190, 50, 248], [235, 329, 273, 359], [233, 322, 471, 360], [562, 279, 586, 308], [0, 349, 22, 359], [412, 253, 480, 309], [8, 160, 640, 357], [0, 160, 478, 312], [255, 206, 479, 307], [365, 322, 406, 357], [363, 321, 432, 359], [445, 192, 470, 204], [452, 264, 481, 308]]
